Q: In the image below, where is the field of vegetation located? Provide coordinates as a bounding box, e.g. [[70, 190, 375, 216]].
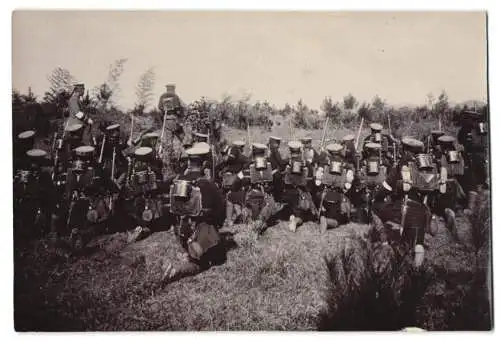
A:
[[12, 62, 492, 331]]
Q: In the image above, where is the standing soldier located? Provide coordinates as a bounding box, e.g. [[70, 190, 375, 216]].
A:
[[315, 143, 354, 232], [282, 141, 318, 232], [458, 110, 489, 215], [157, 84, 187, 179], [67, 82, 94, 145]]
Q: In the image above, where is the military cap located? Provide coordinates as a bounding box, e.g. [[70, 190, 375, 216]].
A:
[[365, 142, 382, 151], [18, 130, 35, 140], [431, 130, 445, 138], [187, 142, 211, 157], [252, 142, 267, 154], [72, 81, 85, 89], [74, 145, 95, 158], [134, 146, 153, 160], [65, 123, 84, 133], [194, 132, 209, 139], [300, 137, 313, 145], [232, 140, 245, 148], [437, 135, 456, 145], [342, 134, 355, 142], [370, 123, 383, 132], [269, 136, 282, 144], [288, 140, 303, 151], [26, 149, 47, 160], [166, 84, 176, 92], [401, 137, 424, 151], [326, 143, 343, 154], [143, 132, 160, 139], [106, 123, 120, 133]]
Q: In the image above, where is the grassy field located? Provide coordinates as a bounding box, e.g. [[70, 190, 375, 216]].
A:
[[13, 124, 490, 331]]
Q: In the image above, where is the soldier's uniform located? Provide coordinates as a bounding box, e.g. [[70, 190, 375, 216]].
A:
[[66, 83, 93, 145], [122, 146, 164, 230], [13, 148, 54, 239], [341, 134, 357, 166], [216, 140, 249, 227], [281, 141, 318, 232], [315, 143, 354, 232], [363, 123, 393, 166], [56, 145, 116, 247], [458, 110, 489, 215], [157, 84, 186, 178], [352, 142, 391, 223], [232, 143, 281, 235], [425, 130, 445, 156], [98, 123, 129, 189]]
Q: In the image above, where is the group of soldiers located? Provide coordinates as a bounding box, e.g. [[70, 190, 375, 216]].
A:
[[13, 81, 489, 284]]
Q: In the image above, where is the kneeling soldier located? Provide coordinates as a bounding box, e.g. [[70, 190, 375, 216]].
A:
[[315, 143, 354, 233]]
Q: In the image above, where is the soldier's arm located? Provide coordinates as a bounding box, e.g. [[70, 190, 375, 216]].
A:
[[68, 96, 93, 125], [158, 94, 165, 113]]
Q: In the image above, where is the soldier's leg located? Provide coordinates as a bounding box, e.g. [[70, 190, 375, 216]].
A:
[[253, 193, 281, 235], [224, 199, 234, 227]]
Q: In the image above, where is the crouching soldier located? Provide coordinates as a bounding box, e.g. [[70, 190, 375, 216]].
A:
[[282, 141, 318, 232], [314, 143, 354, 233], [162, 143, 226, 284], [14, 148, 54, 240], [352, 142, 390, 223], [216, 140, 249, 227], [55, 145, 114, 248], [121, 146, 164, 232]]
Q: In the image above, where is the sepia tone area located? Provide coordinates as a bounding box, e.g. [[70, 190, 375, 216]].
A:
[[12, 11, 491, 331]]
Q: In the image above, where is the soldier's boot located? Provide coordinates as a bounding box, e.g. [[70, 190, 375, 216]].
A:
[[444, 208, 459, 241], [224, 200, 234, 228], [320, 216, 339, 233], [414, 244, 425, 269], [430, 214, 439, 236], [233, 204, 242, 223], [288, 215, 303, 232], [464, 191, 478, 216]]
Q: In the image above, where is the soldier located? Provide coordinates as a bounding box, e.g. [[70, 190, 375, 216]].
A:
[[67, 82, 94, 145], [281, 141, 318, 232], [425, 130, 445, 156], [433, 135, 467, 239], [13, 148, 54, 239], [163, 144, 226, 284], [233, 143, 281, 236], [14, 130, 36, 170], [97, 123, 129, 189], [315, 143, 354, 232], [352, 142, 391, 223], [121, 146, 164, 233], [54, 145, 112, 248], [157, 84, 187, 178], [458, 110, 489, 215], [341, 134, 357, 166], [363, 123, 393, 166], [216, 140, 249, 227]]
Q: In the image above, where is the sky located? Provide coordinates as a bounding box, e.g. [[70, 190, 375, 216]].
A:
[[12, 11, 487, 110]]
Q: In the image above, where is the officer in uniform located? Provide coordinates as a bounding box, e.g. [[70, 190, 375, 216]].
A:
[[458, 110, 489, 215], [315, 143, 354, 232], [67, 82, 94, 145], [282, 141, 318, 232], [14, 148, 54, 239], [163, 143, 226, 285], [157, 84, 187, 178]]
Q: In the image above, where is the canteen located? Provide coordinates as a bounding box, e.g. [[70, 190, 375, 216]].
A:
[[374, 132, 382, 143], [416, 154, 433, 170], [173, 180, 191, 198], [478, 122, 487, 134], [291, 160, 303, 175], [330, 160, 342, 175], [367, 160, 379, 175], [447, 150, 459, 163], [255, 156, 267, 170]]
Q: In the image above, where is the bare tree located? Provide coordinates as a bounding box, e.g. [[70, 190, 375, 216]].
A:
[[43, 67, 76, 104], [92, 58, 128, 110], [134, 67, 156, 115]]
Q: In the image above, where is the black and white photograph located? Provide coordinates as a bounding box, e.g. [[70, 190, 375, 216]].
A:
[[11, 10, 492, 331]]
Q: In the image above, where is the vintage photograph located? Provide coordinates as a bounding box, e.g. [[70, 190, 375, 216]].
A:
[[12, 11, 491, 331]]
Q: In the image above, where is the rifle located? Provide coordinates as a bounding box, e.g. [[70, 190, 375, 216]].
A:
[[158, 108, 168, 159], [127, 113, 134, 146], [98, 133, 106, 164], [354, 117, 365, 153], [319, 116, 330, 152]]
